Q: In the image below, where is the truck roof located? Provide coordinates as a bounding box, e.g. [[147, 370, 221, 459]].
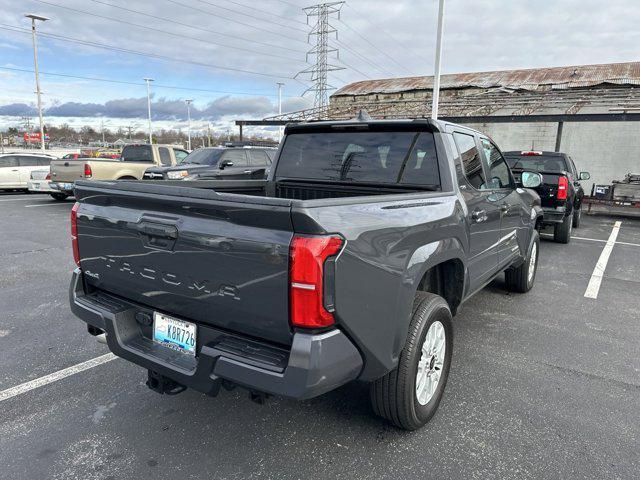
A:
[[284, 117, 487, 137]]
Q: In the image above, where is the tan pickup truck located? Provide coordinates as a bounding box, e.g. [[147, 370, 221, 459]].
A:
[[49, 144, 189, 200]]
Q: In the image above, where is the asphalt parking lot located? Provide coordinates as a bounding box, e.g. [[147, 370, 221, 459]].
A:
[[1, 192, 639, 480]]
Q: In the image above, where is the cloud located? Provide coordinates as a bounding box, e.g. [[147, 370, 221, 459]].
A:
[[0, 95, 312, 121], [0, 103, 37, 116]]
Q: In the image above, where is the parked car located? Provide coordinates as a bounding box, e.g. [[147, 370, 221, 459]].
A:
[[142, 147, 276, 181], [68, 118, 543, 430], [49, 144, 190, 200], [504, 150, 590, 243], [0, 153, 57, 193], [27, 169, 59, 196]]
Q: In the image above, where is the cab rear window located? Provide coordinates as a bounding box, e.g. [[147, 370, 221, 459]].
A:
[[276, 131, 439, 187], [122, 146, 152, 162], [505, 155, 567, 172]]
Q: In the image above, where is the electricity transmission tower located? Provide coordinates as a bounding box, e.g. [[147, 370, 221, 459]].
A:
[[295, 2, 345, 115]]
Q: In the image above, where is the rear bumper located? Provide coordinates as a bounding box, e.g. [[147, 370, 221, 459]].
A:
[[69, 269, 362, 400], [49, 182, 74, 194], [27, 180, 56, 193], [541, 206, 568, 224]]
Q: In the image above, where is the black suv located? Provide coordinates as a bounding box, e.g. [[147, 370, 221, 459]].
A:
[[143, 147, 276, 181], [504, 151, 590, 243]]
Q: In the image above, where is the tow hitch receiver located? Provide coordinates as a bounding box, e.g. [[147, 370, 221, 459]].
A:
[[146, 370, 187, 396]]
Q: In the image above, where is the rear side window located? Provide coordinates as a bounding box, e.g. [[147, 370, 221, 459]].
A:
[[0, 156, 18, 167], [158, 147, 172, 166], [221, 150, 249, 167], [399, 133, 440, 186], [249, 150, 270, 167], [122, 145, 153, 162], [453, 132, 485, 189], [277, 131, 439, 187], [18, 156, 39, 167], [37, 157, 52, 166]]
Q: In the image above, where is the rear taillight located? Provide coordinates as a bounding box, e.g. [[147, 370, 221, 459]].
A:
[[71, 202, 80, 267], [289, 235, 343, 328], [83, 163, 92, 178], [45, 173, 51, 180], [557, 176, 568, 200], [520, 151, 542, 156]]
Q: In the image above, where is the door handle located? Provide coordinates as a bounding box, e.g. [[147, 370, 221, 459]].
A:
[[500, 204, 510, 213], [11, 169, 19, 172], [243, 170, 252, 174], [472, 209, 487, 222]]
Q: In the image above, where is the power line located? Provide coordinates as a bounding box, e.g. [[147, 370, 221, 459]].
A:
[[345, 3, 430, 65], [337, 18, 414, 76], [334, 38, 394, 77], [83, 0, 306, 54], [163, 0, 308, 45], [34, 0, 306, 63], [223, 0, 308, 25], [0, 25, 295, 80], [194, 0, 309, 33], [0, 66, 302, 98]]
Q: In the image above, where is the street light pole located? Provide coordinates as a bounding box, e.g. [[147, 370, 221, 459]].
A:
[[25, 13, 49, 153], [431, 0, 445, 120], [143, 77, 154, 144], [185, 99, 193, 150], [276, 82, 284, 141]]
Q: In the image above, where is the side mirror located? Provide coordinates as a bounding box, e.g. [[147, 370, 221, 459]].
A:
[[579, 171, 590, 181], [220, 160, 233, 169], [521, 171, 542, 188]]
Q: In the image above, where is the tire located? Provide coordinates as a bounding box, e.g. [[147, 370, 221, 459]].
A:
[[553, 212, 572, 243], [50, 193, 69, 201], [505, 230, 540, 293], [370, 292, 453, 430], [572, 207, 581, 228]]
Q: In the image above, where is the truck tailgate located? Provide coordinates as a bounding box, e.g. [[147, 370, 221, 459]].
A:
[[74, 181, 295, 346], [50, 159, 85, 183]]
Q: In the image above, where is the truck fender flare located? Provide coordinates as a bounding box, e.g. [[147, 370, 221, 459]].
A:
[[392, 238, 467, 361]]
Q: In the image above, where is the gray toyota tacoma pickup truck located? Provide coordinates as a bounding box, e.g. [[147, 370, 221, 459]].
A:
[[69, 118, 543, 430]]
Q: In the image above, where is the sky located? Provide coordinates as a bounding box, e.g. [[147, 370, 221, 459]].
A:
[[0, 0, 638, 138]]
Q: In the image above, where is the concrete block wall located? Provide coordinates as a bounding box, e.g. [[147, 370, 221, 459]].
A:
[[462, 121, 640, 192]]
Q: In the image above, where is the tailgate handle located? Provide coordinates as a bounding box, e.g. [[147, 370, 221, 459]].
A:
[[138, 223, 178, 239]]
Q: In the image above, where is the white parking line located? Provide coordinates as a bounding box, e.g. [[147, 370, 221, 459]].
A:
[[0, 353, 116, 403], [584, 221, 622, 299], [24, 203, 71, 208]]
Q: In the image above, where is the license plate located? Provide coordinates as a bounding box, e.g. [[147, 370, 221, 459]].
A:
[[153, 312, 197, 355], [61, 182, 74, 190], [32, 182, 41, 189]]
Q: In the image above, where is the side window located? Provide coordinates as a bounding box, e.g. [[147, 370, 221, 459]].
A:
[[37, 157, 52, 166], [0, 156, 19, 167], [158, 147, 172, 166], [249, 150, 270, 167], [568, 156, 577, 178], [400, 132, 440, 186], [173, 149, 189, 163], [453, 132, 486, 189], [480, 139, 513, 190], [18, 156, 39, 167], [221, 150, 248, 167]]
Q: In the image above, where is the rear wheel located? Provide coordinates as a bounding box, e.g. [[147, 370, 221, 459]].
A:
[[505, 230, 539, 293], [370, 292, 453, 430], [572, 207, 581, 228], [50, 192, 69, 201], [553, 212, 572, 243]]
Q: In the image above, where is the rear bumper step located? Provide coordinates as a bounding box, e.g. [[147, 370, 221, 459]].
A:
[[69, 268, 363, 400]]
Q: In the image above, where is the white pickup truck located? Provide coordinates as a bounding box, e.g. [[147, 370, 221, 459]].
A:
[[49, 144, 189, 200]]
